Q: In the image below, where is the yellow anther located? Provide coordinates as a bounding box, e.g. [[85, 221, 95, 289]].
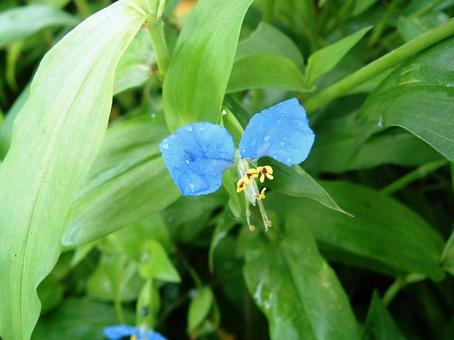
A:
[[236, 178, 246, 193], [257, 165, 274, 183], [255, 187, 267, 200], [244, 168, 259, 185], [130, 336, 138, 340]]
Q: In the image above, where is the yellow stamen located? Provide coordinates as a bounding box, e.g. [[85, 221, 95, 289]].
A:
[[130, 336, 138, 340], [244, 168, 259, 185], [255, 187, 267, 200], [236, 178, 246, 192], [257, 165, 274, 183]]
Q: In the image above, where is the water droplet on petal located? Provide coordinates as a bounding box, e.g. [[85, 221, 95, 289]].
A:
[[264, 135, 271, 142], [161, 143, 169, 150], [185, 159, 190, 164], [287, 157, 292, 163], [185, 125, 193, 132]]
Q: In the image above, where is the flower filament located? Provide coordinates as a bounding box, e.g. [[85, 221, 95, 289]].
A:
[[236, 160, 274, 231]]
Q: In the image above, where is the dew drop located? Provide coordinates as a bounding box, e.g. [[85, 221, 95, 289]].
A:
[[185, 125, 193, 132], [161, 143, 169, 150], [221, 109, 228, 116], [185, 159, 190, 164], [264, 135, 271, 142], [287, 157, 292, 163]]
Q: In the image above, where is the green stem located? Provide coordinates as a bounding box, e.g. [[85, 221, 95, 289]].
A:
[[383, 273, 425, 306], [74, 0, 90, 18], [305, 18, 454, 112], [147, 16, 170, 79], [368, 0, 399, 46], [381, 160, 449, 195]]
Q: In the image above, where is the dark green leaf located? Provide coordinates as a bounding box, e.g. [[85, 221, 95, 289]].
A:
[[362, 292, 405, 340], [268, 181, 445, 280], [163, 0, 253, 131], [32, 299, 134, 340], [305, 26, 371, 86], [243, 215, 360, 339], [264, 159, 348, 214], [360, 37, 454, 161]]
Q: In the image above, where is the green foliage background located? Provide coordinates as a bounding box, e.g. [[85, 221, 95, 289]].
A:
[[0, 0, 453, 339]]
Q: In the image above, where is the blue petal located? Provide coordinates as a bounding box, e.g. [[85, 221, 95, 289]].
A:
[[160, 122, 235, 196], [239, 98, 315, 166], [103, 325, 138, 339]]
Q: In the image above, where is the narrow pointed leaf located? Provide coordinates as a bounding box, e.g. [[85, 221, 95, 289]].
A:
[[163, 0, 253, 131]]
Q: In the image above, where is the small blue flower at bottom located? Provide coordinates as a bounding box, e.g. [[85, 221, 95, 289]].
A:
[[103, 324, 167, 340], [159, 98, 315, 230]]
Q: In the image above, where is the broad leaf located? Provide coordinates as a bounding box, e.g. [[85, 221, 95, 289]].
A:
[[360, 37, 454, 161], [268, 181, 445, 280], [362, 292, 405, 340], [0, 1, 148, 338], [235, 22, 303, 66], [263, 159, 348, 214], [62, 115, 180, 247], [227, 53, 307, 93], [114, 29, 154, 95], [32, 299, 134, 340], [163, 0, 253, 131], [0, 5, 77, 48], [243, 215, 360, 339], [138, 239, 180, 282], [305, 26, 371, 86]]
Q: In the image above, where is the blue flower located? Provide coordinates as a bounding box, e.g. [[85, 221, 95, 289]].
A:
[[103, 324, 167, 340], [159, 98, 315, 229]]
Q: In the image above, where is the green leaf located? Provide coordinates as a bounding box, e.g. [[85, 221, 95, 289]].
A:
[[139, 239, 180, 282], [163, 0, 253, 131], [227, 53, 307, 93], [0, 85, 29, 159], [305, 26, 371, 87], [0, 1, 148, 338], [268, 181, 445, 280], [362, 292, 405, 340], [397, 11, 449, 42], [236, 22, 303, 66], [114, 29, 154, 95], [86, 254, 141, 303], [136, 279, 160, 329], [0, 5, 77, 48], [353, 0, 377, 16], [187, 286, 214, 333], [264, 159, 349, 215], [441, 229, 454, 276], [243, 215, 360, 340], [62, 115, 180, 247], [305, 112, 441, 173], [360, 37, 454, 161], [32, 298, 134, 340]]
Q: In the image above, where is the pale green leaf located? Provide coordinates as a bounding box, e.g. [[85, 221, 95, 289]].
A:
[[187, 287, 214, 332], [0, 5, 77, 48], [62, 116, 180, 247], [163, 0, 253, 131], [0, 1, 148, 338], [138, 239, 180, 282], [227, 53, 307, 93], [305, 26, 371, 86]]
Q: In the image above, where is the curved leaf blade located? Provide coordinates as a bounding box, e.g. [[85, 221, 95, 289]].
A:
[[163, 0, 253, 131], [0, 1, 147, 338]]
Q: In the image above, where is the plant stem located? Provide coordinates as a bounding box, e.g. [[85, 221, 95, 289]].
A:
[[381, 160, 449, 195], [383, 273, 425, 306], [74, 0, 90, 18], [305, 18, 454, 112], [368, 0, 399, 46], [147, 16, 170, 79]]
